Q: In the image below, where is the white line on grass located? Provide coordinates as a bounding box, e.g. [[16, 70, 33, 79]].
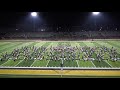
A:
[[84, 42, 97, 68], [14, 60, 23, 67], [46, 60, 50, 67], [0, 60, 10, 66], [76, 60, 79, 67], [30, 60, 36, 67], [105, 60, 113, 67], [91, 61, 96, 67]]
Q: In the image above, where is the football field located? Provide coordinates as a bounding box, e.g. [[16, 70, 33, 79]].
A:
[[0, 40, 120, 68], [0, 39, 120, 77]]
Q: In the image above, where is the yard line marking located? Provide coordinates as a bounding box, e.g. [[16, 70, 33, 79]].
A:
[[84, 41, 97, 68], [14, 60, 23, 67], [76, 60, 79, 67], [41, 43, 52, 67], [30, 60, 36, 67], [0, 60, 10, 66], [105, 60, 113, 67], [46, 60, 50, 67], [91, 61, 96, 67]]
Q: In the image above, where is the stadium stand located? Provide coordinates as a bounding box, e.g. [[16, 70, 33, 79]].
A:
[[0, 25, 120, 40]]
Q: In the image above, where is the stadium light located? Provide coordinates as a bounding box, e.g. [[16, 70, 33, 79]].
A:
[[31, 12, 38, 17], [92, 12, 100, 15]]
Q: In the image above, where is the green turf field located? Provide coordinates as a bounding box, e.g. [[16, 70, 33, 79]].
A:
[[0, 40, 120, 68]]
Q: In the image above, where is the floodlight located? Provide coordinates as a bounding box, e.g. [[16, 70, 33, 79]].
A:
[[31, 12, 37, 17], [92, 12, 100, 15]]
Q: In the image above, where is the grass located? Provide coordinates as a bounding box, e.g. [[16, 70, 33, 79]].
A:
[[16, 60, 35, 67], [63, 60, 78, 67], [48, 60, 61, 67], [92, 60, 111, 67], [78, 60, 95, 67], [107, 61, 120, 67], [0, 60, 21, 66], [0, 60, 8, 66], [31, 60, 48, 67]]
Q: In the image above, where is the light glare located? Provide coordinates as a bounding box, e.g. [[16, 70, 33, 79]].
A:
[[92, 12, 100, 15], [31, 12, 37, 17]]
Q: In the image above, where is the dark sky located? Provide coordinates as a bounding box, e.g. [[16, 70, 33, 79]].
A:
[[0, 12, 120, 31], [0, 12, 87, 25], [0, 12, 119, 24]]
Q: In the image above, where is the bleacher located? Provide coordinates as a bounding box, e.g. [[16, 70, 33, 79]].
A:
[[0, 30, 120, 40]]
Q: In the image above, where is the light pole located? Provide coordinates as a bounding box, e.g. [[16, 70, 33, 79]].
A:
[[31, 12, 38, 31]]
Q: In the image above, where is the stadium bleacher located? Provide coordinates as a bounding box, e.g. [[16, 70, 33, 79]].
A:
[[0, 30, 119, 40], [0, 25, 120, 40]]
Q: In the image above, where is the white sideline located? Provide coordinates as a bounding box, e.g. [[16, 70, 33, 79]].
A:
[[0, 66, 120, 70]]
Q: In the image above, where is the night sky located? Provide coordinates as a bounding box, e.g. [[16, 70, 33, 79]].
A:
[[0, 12, 120, 31]]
